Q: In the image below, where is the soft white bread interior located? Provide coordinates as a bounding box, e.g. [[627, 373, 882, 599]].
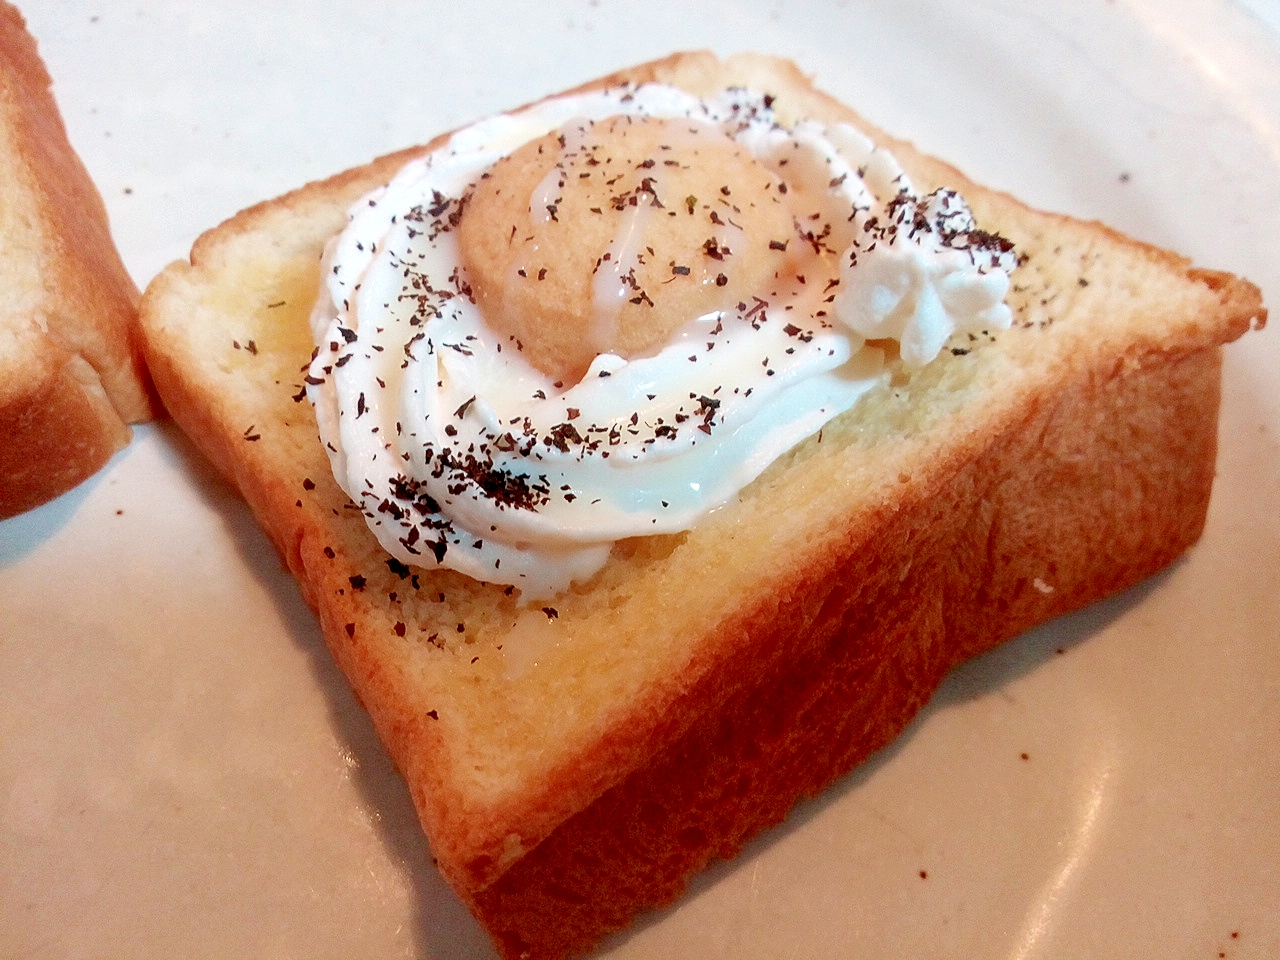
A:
[[138, 51, 1264, 959], [0, 1, 153, 519]]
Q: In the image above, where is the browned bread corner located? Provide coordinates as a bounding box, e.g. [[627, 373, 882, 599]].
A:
[[138, 51, 1264, 959], [0, 1, 153, 519]]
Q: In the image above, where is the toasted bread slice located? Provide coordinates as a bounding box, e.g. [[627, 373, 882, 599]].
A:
[[138, 52, 1263, 959], [0, 1, 153, 519]]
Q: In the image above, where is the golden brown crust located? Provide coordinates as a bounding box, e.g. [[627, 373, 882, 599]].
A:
[[138, 51, 1265, 959], [0, 1, 153, 518], [0, 324, 131, 516]]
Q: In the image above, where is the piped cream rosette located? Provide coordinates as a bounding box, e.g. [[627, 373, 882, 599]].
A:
[[307, 84, 1016, 598]]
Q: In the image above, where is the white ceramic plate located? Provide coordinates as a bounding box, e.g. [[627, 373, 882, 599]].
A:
[[3, 2, 1277, 957]]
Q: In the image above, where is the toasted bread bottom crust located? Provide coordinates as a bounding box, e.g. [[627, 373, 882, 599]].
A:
[[0, 345, 130, 517], [468, 346, 1222, 959]]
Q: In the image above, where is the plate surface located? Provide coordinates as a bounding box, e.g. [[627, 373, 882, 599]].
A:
[[2, 2, 1278, 957]]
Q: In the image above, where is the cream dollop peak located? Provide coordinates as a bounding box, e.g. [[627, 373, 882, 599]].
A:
[[306, 84, 1017, 598]]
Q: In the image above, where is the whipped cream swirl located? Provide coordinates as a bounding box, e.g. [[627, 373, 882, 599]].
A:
[[307, 84, 1016, 598]]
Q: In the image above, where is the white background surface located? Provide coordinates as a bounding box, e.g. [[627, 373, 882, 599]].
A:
[[2, 1, 1278, 957]]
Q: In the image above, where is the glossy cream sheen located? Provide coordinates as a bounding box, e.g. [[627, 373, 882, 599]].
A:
[[308, 85, 1016, 598]]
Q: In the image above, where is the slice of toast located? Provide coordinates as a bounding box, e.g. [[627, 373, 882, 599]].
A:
[[138, 51, 1264, 959], [0, 1, 153, 519]]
